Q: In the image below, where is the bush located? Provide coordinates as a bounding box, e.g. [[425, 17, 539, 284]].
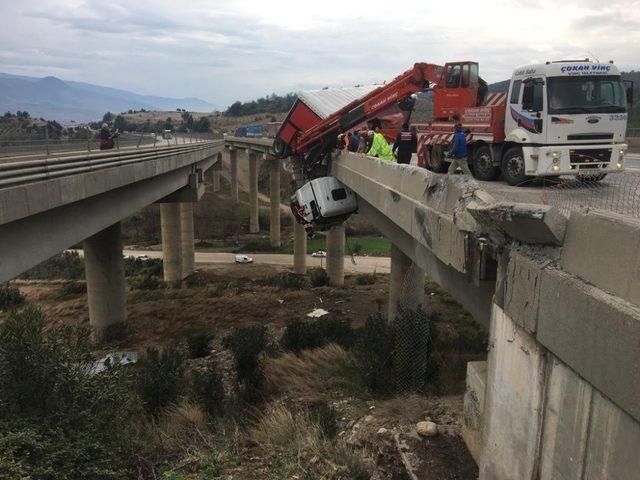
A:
[[191, 362, 225, 418], [355, 273, 376, 285], [261, 272, 307, 290], [223, 325, 268, 403], [352, 313, 394, 395], [137, 347, 186, 414], [187, 332, 213, 359], [281, 317, 354, 354], [56, 280, 87, 299], [309, 268, 329, 287], [184, 270, 212, 288], [124, 257, 163, 277], [0, 307, 138, 479], [20, 251, 85, 280], [0, 284, 25, 311], [132, 274, 163, 291]]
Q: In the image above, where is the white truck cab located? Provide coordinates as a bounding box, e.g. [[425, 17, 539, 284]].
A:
[[291, 176, 358, 228], [504, 60, 629, 182]]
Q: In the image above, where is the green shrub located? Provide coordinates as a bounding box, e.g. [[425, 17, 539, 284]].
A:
[[223, 325, 267, 403], [20, 251, 85, 280], [0, 284, 25, 311], [309, 268, 329, 287], [137, 347, 185, 414], [0, 307, 138, 479], [56, 280, 87, 299], [131, 274, 163, 291], [261, 272, 308, 290], [355, 273, 376, 285], [123, 257, 163, 277], [280, 317, 354, 354], [352, 313, 394, 395], [191, 362, 225, 417], [349, 242, 363, 255], [187, 332, 213, 359]]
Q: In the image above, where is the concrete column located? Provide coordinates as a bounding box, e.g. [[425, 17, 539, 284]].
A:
[[293, 221, 307, 274], [269, 159, 281, 247], [211, 170, 220, 193], [83, 222, 126, 341], [326, 223, 345, 286], [180, 202, 195, 278], [388, 243, 425, 321], [229, 148, 238, 202], [160, 203, 182, 283], [248, 150, 259, 234]]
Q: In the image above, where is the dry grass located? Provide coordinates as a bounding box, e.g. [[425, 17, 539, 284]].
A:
[[250, 403, 371, 480], [264, 344, 355, 401]]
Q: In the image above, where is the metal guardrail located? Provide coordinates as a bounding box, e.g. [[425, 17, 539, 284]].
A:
[[0, 140, 223, 188], [0, 133, 220, 159]]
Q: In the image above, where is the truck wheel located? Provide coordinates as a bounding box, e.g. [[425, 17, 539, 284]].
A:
[[472, 145, 499, 181], [501, 147, 530, 186], [273, 137, 290, 157], [428, 144, 448, 173]]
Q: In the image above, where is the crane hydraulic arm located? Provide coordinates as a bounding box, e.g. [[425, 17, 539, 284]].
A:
[[273, 62, 443, 161]]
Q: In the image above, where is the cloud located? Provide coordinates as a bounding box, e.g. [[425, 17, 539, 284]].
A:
[[0, 0, 639, 107]]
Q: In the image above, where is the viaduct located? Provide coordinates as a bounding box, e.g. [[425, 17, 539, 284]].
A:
[[1, 137, 639, 479]]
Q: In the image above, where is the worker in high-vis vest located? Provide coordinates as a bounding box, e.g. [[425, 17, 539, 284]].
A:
[[366, 119, 395, 162]]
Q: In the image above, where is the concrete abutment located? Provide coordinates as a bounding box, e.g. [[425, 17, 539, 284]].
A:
[[160, 203, 183, 283]]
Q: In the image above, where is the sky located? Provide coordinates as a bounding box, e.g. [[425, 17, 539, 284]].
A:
[[1, 0, 639, 108]]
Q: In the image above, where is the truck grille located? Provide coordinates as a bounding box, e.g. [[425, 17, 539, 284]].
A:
[[569, 149, 611, 165], [567, 133, 614, 141]]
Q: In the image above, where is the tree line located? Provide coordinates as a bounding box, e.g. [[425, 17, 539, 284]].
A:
[[225, 93, 296, 117]]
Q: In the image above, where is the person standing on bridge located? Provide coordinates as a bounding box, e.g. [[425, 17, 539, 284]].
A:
[[99, 123, 118, 150], [447, 123, 471, 175], [348, 130, 360, 152], [366, 119, 395, 162], [392, 122, 417, 165]]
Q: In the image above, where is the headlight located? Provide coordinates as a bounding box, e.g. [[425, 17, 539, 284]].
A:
[[552, 164, 560, 171], [617, 162, 623, 169], [619, 149, 626, 158]]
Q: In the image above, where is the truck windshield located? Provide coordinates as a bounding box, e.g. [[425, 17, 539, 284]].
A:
[[547, 75, 626, 114]]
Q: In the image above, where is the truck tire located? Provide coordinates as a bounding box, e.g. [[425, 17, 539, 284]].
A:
[[472, 144, 500, 181], [273, 137, 290, 158], [427, 144, 448, 173], [501, 147, 530, 186]]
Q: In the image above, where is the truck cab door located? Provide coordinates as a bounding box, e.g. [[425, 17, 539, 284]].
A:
[[433, 62, 480, 120], [508, 76, 546, 143]]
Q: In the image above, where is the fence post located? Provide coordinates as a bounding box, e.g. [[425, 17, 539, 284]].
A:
[[87, 134, 91, 152], [137, 131, 144, 148]]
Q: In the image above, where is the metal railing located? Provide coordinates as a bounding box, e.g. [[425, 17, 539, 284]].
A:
[[0, 132, 220, 159], [0, 139, 223, 189]]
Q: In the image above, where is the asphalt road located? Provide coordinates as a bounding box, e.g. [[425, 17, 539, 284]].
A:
[[122, 249, 391, 274]]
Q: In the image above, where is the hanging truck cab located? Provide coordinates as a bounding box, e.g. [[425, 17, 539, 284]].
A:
[[291, 176, 358, 230]]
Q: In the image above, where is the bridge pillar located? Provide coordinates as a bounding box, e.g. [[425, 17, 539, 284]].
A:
[[326, 223, 345, 286], [211, 153, 221, 193], [229, 148, 239, 202], [160, 203, 183, 283], [83, 222, 126, 341], [293, 221, 307, 274], [248, 150, 259, 234], [180, 203, 195, 278], [269, 158, 281, 247], [388, 244, 425, 321]]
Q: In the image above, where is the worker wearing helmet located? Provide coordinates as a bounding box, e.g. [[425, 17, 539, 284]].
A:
[[447, 123, 471, 175], [366, 120, 395, 162]]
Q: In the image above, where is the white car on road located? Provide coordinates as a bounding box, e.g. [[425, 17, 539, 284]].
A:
[[312, 250, 326, 258], [235, 254, 253, 264]]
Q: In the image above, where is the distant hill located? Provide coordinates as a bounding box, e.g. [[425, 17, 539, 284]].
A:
[[0, 72, 218, 123]]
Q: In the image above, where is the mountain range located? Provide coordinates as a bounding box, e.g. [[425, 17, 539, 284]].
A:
[[0, 72, 218, 123]]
